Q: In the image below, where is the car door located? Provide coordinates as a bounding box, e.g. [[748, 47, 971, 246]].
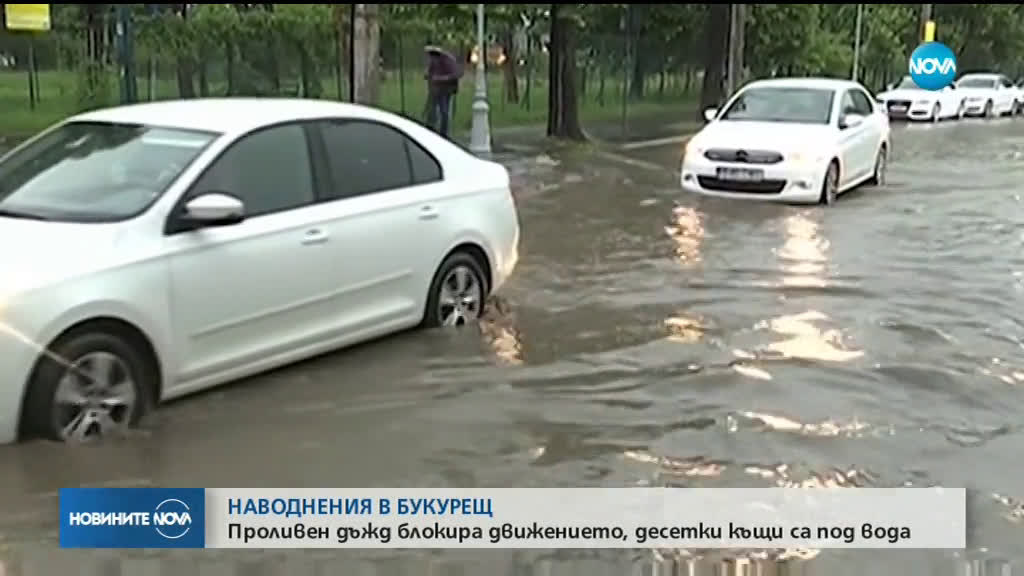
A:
[[851, 88, 883, 158], [999, 76, 1017, 113], [310, 118, 449, 335], [836, 90, 872, 186], [164, 122, 337, 385]]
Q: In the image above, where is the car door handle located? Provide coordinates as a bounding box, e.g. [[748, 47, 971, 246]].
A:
[[301, 228, 329, 245], [419, 205, 439, 220]]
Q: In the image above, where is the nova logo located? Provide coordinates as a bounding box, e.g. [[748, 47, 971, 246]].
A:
[[908, 42, 957, 91], [154, 498, 193, 540]]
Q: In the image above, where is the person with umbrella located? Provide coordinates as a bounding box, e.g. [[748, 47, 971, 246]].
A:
[[423, 45, 462, 138]]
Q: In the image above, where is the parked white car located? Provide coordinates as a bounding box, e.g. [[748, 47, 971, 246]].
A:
[[0, 98, 520, 444], [876, 76, 964, 121], [681, 78, 890, 205], [955, 73, 1019, 117]]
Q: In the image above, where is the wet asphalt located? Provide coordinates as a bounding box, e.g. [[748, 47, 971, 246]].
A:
[[0, 117, 1023, 575]]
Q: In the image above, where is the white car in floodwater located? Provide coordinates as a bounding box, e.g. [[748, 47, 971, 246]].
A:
[[0, 98, 520, 444], [955, 73, 1020, 117], [681, 78, 890, 205], [876, 76, 964, 121]]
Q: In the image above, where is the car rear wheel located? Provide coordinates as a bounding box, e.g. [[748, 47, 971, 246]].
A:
[[422, 252, 489, 328], [818, 161, 839, 206], [22, 331, 153, 443]]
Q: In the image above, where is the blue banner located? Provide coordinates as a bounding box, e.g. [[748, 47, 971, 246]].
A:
[[59, 488, 206, 548]]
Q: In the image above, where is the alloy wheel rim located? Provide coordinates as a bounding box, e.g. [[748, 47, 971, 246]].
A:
[[438, 265, 483, 327], [53, 351, 137, 441]]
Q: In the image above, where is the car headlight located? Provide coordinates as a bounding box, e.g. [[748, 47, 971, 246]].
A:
[[683, 139, 703, 161], [788, 151, 824, 166]]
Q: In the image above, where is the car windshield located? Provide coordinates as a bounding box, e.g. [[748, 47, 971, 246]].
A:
[[719, 87, 834, 125], [0, 121, 217, 223], [957, 77, 996, 89], [896, 78, 922, 90]]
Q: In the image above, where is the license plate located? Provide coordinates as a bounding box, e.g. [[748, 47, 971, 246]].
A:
[[717, 167, 764, 182], [890, 106, 907, 113]]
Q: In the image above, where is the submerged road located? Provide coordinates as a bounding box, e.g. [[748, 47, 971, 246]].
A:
[[0, 117, 1023, 574]]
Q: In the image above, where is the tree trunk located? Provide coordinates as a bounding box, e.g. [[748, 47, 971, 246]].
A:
[[333, 5, 348, 99], [198, 63, 209, 97], [547, 4, 584, 140], [658, 69, 666, 96], [698, 4, 729, 119], [175, 4, 195, 98], [628, 5, 645, 100], [597, 70, 606, 106], [352, 3, 380, 104], [225, 42, 236, 95], [502, 29, 519, 104]]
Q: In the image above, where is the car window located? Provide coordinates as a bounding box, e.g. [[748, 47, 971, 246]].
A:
[[958, 77, 996, 89], [407, 139, 442, 185], [318, 120, 418, 200], [191, 124, 315, 218], [851, 90, 874, 115], [719, 87, 835, 125], [840, 91, 857, 115], [0, 121, 215, 222], [896, 77, 920, 90]]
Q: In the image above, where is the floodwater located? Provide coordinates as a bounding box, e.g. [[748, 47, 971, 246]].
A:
[[0, 118, 1023, 575]]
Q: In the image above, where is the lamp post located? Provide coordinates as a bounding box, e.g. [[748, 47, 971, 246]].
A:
[[469, 3, 492, 156]]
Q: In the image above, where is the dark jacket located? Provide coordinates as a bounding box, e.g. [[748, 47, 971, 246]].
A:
[[427, 53, 461, 95]]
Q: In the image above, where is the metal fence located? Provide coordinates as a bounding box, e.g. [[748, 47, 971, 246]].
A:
[[0, 5, 703, 142]]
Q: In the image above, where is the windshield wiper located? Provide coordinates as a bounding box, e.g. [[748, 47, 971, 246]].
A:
[[0, 208, 49, 221]]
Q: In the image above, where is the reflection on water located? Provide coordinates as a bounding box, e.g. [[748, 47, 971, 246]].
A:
[[775, 212, 829, 288], [665, 205, 705, 267], [759, 311, 864, 363], [664, 313, 706, 344]]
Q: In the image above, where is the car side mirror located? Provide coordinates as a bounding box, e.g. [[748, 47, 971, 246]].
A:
[[182, 192, 245, 228], [839, 113, 865, 130], [703, 108, 718, 122]]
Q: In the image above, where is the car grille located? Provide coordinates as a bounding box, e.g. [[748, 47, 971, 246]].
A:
[[697, 176, 787, 194], [703, 148, 783, 164]]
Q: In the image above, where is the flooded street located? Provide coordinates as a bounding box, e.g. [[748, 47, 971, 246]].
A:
[[1, 118, 1023, 574]]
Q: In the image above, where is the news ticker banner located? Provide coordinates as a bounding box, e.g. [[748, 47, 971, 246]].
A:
[[58, 487, 966, 549]]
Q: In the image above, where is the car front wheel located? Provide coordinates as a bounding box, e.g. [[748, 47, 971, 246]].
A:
[[819, 161, 839, 206], [22, 330, 153, 442], [868, 146, 887, 187]]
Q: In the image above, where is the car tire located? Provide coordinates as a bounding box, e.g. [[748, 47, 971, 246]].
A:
[[957, 101, 965, 119], [819, 161, 839, 206], [867, 146, 887, 187], [22, 330, 154, 443], [931, 103, 940, 122], [984, 100, 994, 118], [422, 251, 489, 329]]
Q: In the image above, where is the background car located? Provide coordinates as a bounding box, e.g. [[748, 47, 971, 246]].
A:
[[681, 78, 890, 206], [955, 73, 1018, 117], [876, 76, 963, 121], [0, 98, 520, 444]]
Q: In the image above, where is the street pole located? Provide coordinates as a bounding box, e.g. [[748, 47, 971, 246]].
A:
[[919, 4, 933, 42], [852, 4, 863, 82], [469, 3, 492, 156]]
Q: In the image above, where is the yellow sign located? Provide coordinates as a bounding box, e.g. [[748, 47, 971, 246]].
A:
[[924, 20, 936, 43], [4, 4, 51, 32]]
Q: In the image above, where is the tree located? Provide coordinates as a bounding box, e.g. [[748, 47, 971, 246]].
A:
[[352, 3, 380, 104], [698, 3, 729, 118], [547, 4, 584, 140]]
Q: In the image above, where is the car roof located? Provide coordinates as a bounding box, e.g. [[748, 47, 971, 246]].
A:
[[958, 73, 1000, 80], [68, 98, 398, 136], [741, 77, 863, 92]]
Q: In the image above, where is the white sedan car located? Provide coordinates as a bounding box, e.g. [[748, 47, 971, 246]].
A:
[[955, 73, 1018, 117], [876, 76, 964, 121], [681, 78, 890, 205], [0, 98, 520, 444]]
